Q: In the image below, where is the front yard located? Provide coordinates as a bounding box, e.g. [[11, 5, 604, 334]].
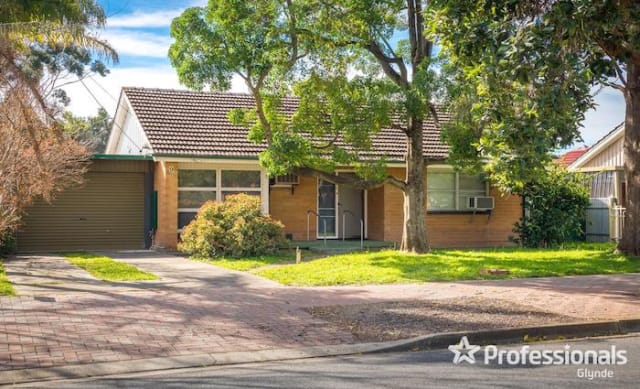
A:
[[0, 260, 15, 296], [64, 252, 158, 282], [201, 243, 640, 286]]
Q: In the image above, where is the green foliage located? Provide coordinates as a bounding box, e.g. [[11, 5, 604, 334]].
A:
[[179, 193, 287, 258], [252, 243, 638, 286], [428, 0, 637, 191], [62, 108, 111, 152], [0, 260, 16, 296], [512, 165, 590, 248], [0, 232, 16, 257], [64, 252, 158, 281]]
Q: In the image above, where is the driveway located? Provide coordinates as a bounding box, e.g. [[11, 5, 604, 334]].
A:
[[1, 251, 638, 372]]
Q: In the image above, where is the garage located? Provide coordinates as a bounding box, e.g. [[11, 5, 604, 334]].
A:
[[16, 157, 154, 252]]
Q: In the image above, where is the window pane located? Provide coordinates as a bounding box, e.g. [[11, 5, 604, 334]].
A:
[[221, 191, 261, 201], [178, 212, 197, 229], [179, 170, 216, 187], [428, 172, 455, 190], [178, 191, 217, 209], [459, 174, 486, 192], [428, 191, 456, 210], [221, 170, 260, 188]]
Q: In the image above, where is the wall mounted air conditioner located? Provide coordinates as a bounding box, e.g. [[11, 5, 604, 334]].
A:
[[468, 196, 495, 210], [274, 174, 299, 186]]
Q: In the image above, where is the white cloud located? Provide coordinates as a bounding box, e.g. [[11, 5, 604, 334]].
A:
[[62, 66, 247, 117], [98, 30, 172, 58], [580, 87, 625, 146], [107, 9, 183, 28]]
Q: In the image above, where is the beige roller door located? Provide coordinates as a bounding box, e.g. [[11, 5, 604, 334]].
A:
[[17, 172, 145, 252]]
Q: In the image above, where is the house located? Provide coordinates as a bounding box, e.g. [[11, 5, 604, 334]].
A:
[[556, 145, 589, 168], [568, 123, 625, 241], [101, 87, 521, 250]]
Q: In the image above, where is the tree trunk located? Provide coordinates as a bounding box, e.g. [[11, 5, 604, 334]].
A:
[[400, 118, 430, 252], [619, 61, 640, 255]]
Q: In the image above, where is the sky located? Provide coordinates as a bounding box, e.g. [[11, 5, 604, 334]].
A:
[[62, 0, 626, 150]]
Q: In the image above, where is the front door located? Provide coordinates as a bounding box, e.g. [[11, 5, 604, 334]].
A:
[[318, 180, 337, 238]]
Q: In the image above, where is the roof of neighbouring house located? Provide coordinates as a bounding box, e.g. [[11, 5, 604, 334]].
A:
[[555, 146, 589, 167], [568, 123, 624, 170], [118, 87, 451, 161]]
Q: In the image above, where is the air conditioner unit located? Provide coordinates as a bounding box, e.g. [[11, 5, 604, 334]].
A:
[[274, 174, 299, 186], [468, 196, 495, 210]]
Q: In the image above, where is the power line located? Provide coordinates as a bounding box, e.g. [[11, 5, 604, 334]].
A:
[[87, 75, 117, 102], [79, 78, 144, 153]]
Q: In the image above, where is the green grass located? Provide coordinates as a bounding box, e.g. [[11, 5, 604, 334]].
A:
[[0, 260, 15, 296], [249, 243, 640, 286], [193, 251, 300, 272], [64, 252, 158, 282]]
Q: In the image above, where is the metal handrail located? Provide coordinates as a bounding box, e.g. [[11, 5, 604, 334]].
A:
[[341, 210, 355, 241], [341, 209, 364, 249], [306, 210, 318, 241]]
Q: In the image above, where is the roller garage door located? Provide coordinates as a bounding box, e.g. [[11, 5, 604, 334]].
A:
[[17, 159, 152, 252]]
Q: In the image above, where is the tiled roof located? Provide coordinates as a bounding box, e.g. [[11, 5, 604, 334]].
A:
[[123, 87, 450, 161], [556, 146, 589, 167]]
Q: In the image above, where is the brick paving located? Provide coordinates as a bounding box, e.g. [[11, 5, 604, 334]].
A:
[[1, 252, 638, 372]]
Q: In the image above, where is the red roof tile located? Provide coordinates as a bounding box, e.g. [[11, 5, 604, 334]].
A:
[[556, 146, 589, 167]]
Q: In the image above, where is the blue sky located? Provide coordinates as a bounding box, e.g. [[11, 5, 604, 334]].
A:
[[63, 0, 625, 150]]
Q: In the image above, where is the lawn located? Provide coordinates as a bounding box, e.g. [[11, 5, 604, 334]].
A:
[[194, 251, 300, 271], [0, 260, 15, 296], [242, 243, 640, 286], [64, 252, 158, 282]]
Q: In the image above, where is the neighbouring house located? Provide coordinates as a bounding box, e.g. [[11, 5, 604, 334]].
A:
[[105, 87, 521, 250], [555, 145, 589, 168], [568, 123, 626, 242]]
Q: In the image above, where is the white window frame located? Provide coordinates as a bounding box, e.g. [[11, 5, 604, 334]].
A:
[[427, 166, 488, 212], [177, 163, 268, 232]]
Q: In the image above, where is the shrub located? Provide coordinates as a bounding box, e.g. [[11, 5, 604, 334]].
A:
[[178, 193, 287, 258], [512, 164, 590, 248]]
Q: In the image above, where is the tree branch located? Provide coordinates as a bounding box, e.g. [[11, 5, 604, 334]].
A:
[[365, 41, 409, 88], [295, 167, 407, 191]]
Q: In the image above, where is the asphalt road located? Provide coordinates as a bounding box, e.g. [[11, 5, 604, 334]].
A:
[[25, 335, 640, 388]]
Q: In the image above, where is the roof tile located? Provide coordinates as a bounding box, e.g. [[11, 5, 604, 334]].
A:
[[123, 87, 450, 160]]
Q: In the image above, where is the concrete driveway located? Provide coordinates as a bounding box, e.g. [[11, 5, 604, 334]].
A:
[[1, 251, 638, 373]]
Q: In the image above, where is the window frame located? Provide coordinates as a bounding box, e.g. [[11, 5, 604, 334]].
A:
[[177, 165, 265, 232], [427, 167, 489, 213]]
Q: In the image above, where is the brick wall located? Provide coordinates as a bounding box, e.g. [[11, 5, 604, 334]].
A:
[[366, 186, 385, 240], [269, 175, 318, 240], [154, 161, 178, 249], [381, 167, 521, 248]]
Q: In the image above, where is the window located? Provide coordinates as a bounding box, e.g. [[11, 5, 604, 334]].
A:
[[178, 170, 216, 229], [427, 170, 487, 211], [177, 168, 263, 231]]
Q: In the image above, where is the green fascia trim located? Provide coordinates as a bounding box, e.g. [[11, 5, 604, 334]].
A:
[[91, 154, 153, 161]]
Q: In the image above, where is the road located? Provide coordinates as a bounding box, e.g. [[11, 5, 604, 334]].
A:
[[22, 335, 640, 388]]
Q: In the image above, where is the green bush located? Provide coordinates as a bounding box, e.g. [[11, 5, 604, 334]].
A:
[[178, 193, 287, 258], [512, 164, 590, 248], [0, 232, 16, 256]]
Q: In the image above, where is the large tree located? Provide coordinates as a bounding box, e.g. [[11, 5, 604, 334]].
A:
[[0, 0, 116, 247], [430, 1, 640, 254], [170, 0, 442, 252]]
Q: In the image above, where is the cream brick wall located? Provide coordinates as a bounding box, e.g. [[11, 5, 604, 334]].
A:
[[154, 161, 178, 249]]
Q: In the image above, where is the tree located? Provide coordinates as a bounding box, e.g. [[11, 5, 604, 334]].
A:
[[513, 165, 590, 248], [430, 1, 640, 254], [170, 0, 442, 252], [62, 108, 112, 153], [0, 0, 116, 249]]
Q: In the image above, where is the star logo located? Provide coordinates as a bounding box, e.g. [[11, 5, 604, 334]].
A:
[[448, 336, 481, 364]]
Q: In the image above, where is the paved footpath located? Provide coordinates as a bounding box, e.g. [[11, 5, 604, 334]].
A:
[[1, 251, 638, 373]]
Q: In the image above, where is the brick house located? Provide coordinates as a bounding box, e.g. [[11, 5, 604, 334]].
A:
[[105, 87, 522, 250]]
